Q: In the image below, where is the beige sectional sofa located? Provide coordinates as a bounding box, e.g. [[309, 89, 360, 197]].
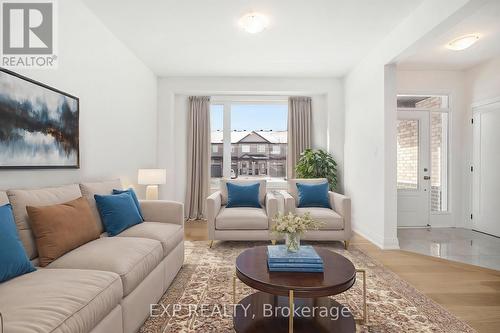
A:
[[0, 180, 184, 333]]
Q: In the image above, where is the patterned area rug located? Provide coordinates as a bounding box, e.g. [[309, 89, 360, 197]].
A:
[[141, 241, 475, 333]]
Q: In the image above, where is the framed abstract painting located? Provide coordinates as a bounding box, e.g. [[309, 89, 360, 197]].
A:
[[0, 68, 79, 169]]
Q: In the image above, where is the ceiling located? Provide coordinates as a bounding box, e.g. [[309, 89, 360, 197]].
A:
[[83, 0, 422, 77], [398, 0, 500, 71]]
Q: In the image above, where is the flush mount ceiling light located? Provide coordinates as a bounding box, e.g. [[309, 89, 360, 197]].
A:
[[446, 34, 480, 51], [239, 12, 269, 34]]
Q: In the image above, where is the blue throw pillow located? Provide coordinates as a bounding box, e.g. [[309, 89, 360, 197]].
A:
[[94, 193, 143, 236], [112, 188, 144, 221], [226, 182, 261, 208], [0, 204, 36, 282], [296, 182, 331, 208]]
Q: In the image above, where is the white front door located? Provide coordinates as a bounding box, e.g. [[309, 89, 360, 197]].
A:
[[397, 111, 431, 227], [472, 101, 500, 237]]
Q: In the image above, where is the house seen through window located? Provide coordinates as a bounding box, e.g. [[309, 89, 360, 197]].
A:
[[210, 102, 288, 188]]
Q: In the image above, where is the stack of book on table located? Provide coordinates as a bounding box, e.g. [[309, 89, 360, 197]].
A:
[[267, 245, 324, 272]]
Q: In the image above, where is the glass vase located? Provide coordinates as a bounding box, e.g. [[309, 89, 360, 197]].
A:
[[285, 232, 300, 252]]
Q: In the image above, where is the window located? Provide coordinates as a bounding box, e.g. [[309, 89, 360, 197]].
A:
[[210, 101, 288, 185], [210, 105, 224, 187], [397, 95, 448, 109]]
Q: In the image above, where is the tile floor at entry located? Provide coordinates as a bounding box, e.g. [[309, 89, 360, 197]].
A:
[[398, 227, 500, 271]]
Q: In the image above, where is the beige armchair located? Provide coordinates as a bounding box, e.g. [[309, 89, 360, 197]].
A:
[[284, 178, 352, 248], [206, 179, 279, 247]]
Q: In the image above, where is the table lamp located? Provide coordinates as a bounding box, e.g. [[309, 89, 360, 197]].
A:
[[138, 169, 166, 200]]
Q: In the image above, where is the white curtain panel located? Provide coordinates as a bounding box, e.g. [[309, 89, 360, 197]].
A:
[[185, 96, 211, 220], [287, 96, 312, 178]]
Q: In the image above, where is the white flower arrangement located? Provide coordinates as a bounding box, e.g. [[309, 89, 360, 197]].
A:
[[271, 212, 323, 236]]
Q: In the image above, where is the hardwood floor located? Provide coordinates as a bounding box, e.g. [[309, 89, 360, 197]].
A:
[[184, 220, 500, 333]]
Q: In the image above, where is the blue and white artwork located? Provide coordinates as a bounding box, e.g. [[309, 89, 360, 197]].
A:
[[0, 69, 79, 168]]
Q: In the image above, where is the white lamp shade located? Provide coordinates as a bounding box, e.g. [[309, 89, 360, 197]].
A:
[[138, 169, 166, 185]]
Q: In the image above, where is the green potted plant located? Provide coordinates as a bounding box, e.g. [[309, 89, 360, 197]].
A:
[[295, 149, 338, 190]]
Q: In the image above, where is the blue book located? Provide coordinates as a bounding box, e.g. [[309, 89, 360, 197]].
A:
[[268, 267, 324, 273], [268, 262, 324, 269], [267, 245, 323, 264]]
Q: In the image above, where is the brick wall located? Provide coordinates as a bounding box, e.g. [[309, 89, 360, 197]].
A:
[[430, 185, 442, 212], [397, 120, 418, 189], [415, 96, 442, 109]]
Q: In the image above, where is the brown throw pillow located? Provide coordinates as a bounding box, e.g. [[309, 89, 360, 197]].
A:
[[26, 197, 100, 267]]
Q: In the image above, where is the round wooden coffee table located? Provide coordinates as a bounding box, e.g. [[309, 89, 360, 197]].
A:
[[233, 246, 357, 333]]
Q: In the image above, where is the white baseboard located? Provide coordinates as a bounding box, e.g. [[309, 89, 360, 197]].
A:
[[353, 227, 382, 248], [353, 227, 400, 250], [382, 237, 400, 250]]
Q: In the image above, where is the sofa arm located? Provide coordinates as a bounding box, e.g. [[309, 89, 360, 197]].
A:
[[139, 200, 184, 226], [206, 191, 222, 240], [282, 191, 296, 215], [328, 192, 351, 237], [266, 192, 279, 221]]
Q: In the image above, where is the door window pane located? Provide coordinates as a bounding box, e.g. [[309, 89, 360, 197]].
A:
[[397, 95, 448, 109], [430, 112, 448, 212], [397, 120, 419, 190]]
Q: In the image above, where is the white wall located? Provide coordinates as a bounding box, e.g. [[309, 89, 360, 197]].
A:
[[157, 77, 344, 203], [344, 0, 474, 249], [396, 70, 468, 228], [465, 56, 500, 103], [0, 0, 158, 198]]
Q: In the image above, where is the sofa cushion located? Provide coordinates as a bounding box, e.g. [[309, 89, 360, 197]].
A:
[[0, 203, 36, 283], [226, 182, 261, 208], [296, 181, 331, 208], [220, 179, 266, 206], [0, 269, 122, 333], [94, 193, 143, 236], [117, 222, 183, 257], [288, 178, 328, 206], [296, 207, 344, 230], [7, 184, 83, 260], [79, 179, 122, 232], [112, 188, 144, 220], [26, 197, 101, 267], [46, 237, 162, 296], [216, 206, 268, 230]]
